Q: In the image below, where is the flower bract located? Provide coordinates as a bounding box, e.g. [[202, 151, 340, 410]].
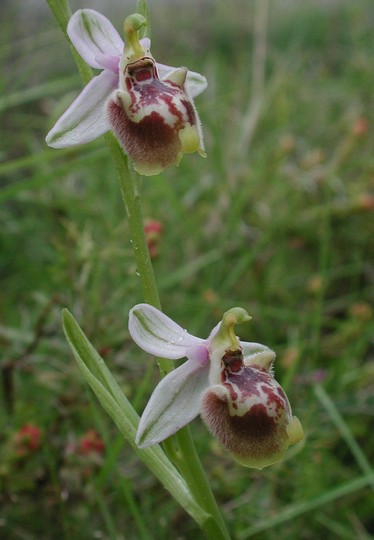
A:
[[45, 9, 207, 175], [129, 304, 304, 469]]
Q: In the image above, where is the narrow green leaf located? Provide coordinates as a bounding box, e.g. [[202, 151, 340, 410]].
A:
[[0, 76, 79, 113], [0, 148, 106, 203], [62, 309, 139, 426], [158, 249, 222, 290], [314, 384, 374, 490], [238, 473, 374, 539], [61, 309, 211, 529]]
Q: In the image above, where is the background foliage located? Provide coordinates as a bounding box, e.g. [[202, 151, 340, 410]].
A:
[[1, 0, 373, 538]]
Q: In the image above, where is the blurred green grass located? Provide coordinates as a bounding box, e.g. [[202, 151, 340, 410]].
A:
[[1, 1, 373, 539]]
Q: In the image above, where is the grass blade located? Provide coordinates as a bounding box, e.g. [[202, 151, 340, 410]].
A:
[[239, 473, 374, 539]]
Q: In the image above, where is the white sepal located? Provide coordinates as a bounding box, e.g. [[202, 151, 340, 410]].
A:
[[129, 304, 204, 360], [136, 360, 210, 447], [68, 9, 123, 69], [46, 70, 117, 148]]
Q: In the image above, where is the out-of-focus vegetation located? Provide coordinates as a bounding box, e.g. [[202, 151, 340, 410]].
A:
[[1, 1, 373, 538]]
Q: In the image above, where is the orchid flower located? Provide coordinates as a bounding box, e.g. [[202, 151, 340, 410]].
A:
[[129, 304, 304, 469], [46, 10, 207, 176]]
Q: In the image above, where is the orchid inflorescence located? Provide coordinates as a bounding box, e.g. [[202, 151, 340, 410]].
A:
[[49, 7, 303, 471]]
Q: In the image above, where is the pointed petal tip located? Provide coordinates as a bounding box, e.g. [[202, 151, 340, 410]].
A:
[[136, 425, 164, 448], [135, 432, 153, 449], [134, 360, 209, 448]]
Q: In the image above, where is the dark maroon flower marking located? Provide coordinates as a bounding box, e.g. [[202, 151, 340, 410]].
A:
[[201, 391, 285, 463], [107, 102, 181, 171]]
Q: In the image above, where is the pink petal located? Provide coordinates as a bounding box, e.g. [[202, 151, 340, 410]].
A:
[[46, 70, 117, 148], [128, 304, 204, 360], [136, 360, 210, 447], [140, 37, 151, 50], [68, 9, 123, 69], [94, 54, 120, 74]]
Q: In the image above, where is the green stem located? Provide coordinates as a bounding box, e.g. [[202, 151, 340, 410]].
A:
[[105, 94, 231, 540], [46, 0, 92, 85], [106, 139, 161, 309], [174, 428, 231, 539], [46, 1, 231, 538]]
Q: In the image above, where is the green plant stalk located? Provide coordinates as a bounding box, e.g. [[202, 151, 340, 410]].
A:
[[106, 113, 231, 540], [174, 428, 230, 537], [46, 0, 92, 85], [46, 1, 231, 538], [314, 384, 374, 491], [104, 108, 231, 540], [105, 140, 162, 308], [106, 88, 231, 540]]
